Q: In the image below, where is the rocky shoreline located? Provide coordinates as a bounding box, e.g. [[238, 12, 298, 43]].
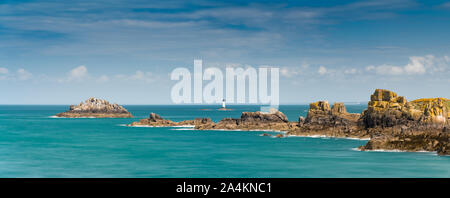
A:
[[56, 98, 133, 118], [128, 89, 450, 155]]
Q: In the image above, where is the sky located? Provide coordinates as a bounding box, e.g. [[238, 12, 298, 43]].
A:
[[0, 0, 450, 104]]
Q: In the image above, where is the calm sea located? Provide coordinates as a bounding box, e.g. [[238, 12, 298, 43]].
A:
[[0, 105, 449, 178]]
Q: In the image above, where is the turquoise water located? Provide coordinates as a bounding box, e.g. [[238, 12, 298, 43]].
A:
[[0, 105, 449, 178]]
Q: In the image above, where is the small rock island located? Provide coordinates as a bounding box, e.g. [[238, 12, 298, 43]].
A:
[[56, 97, 133, 118], [129, 113, 214, 127]]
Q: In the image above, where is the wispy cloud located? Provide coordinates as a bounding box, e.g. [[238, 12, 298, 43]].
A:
[[0, 67, 8, 74], [17, 68, 32, 80], [365, 55, 449, 75], [58, 65, 88, 82], [318, 66, 328, 75]]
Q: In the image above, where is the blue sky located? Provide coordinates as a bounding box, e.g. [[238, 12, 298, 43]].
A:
[[1, 0, 450, 104]]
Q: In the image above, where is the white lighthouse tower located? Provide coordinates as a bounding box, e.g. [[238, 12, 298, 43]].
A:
[[222, 99, 226, 109]]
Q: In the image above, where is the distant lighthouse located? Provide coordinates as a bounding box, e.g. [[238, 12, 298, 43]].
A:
[[222, 99, 226, 109]]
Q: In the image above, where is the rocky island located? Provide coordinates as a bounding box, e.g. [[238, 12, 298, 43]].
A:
[[129, 112, 214, 127], [195, 108, 296, 131], [56, 97, 133, 118], [128, 89, 450, 155]]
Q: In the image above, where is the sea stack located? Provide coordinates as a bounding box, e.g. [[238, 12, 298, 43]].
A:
[[55, 97, 133, 118]]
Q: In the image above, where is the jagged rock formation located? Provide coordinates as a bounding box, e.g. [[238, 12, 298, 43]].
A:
[[360, 89, 449, 128], [358, 89, 450, 155], [129, 113, 214, 127], [56, 98, 133, 118], [288, 101, 366, 138], [360, 129, 450, 155], [130, 109, 296, 131], [196, 108, 296, 131], [130, 113, 176, 126], [287, 89, 450, 155]]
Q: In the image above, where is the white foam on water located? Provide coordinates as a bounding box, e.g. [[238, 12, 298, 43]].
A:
[[352, 147, 437, 155], [203, 129, 286, 133], [121, 124, 196, 128], [48, 116, 63, 118], [171, 125, 195, 128], [170, 128, 196, 131], [286, 134, 370, 140], [48, 116, 97, 118]]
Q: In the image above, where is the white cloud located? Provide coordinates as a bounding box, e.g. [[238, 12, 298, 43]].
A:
[[69, 65, 88, 80], [59, 65, 88, 82], [365, 55, 449, 75], [97, 75, 109, 83], [318, 66, 327, 75], [280, 67, 302, 77], [344, 68, 358, 74], [0, 67, 9, 74], [115, 70, 156, 83], [280, 63, 309, 78], [366, 64, 404, 75], [17, 68, 32, 80], [130, 71, 155, 83]]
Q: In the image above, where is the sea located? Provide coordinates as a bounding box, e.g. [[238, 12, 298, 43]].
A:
[[0, 104, 449, 178]]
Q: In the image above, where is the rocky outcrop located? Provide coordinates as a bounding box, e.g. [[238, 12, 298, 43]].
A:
[[130, 113, 176, 126], [56, 98, 133, 118], [130, 109, 295, 131], [129, 113, 214, 127], [288, 101, 366, 138], [287, 89, 450, 155], [360, 89, 449, 128], [359, 129, 450, 155], [358, 89, 450, 155], [196, 108, 296, 131]]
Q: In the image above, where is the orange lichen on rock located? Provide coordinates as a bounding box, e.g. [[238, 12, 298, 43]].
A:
[[361, 89, 449, 127], [409, 98, 449, 124]]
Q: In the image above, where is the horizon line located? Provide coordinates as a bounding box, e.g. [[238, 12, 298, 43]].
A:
[[0, 102, 369, 106]]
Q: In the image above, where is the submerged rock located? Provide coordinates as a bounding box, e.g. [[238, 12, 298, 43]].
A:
[[56, 98, 133, 118]]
